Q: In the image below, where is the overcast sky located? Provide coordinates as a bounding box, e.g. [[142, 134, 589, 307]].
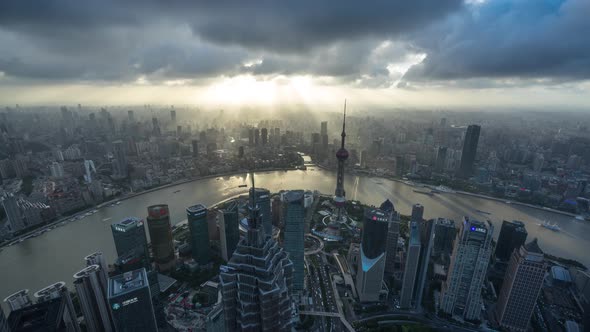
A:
[[0, 0, 589, 110]]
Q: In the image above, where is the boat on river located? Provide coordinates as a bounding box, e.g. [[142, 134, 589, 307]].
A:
[[413, 189, 434, 196], [541, 221, 560, 231], [476, 210, 492, 215]]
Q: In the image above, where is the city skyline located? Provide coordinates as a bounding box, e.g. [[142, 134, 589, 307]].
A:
[[0, 1, 589, 110]]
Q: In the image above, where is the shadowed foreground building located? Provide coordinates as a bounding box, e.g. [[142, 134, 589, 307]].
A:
[[495, 220, 527, 261], [283, 190, 306, 293], [108, 268, 158, 332], [220, 177, 293, 331], [218, 202, 239, 262], [356, 207, 389, 302], [187, 204, 210, 265], [495, 239, 546, 332]]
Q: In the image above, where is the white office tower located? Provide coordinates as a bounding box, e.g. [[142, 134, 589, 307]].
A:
[[73, 265, 113, 332], [356, 208, 389, 302], [219, 175, 294, 331], [50, 161, 65, 178], [440, 217, 493, 320], [34, 282, 81, 332], [84, 252, 109, 292]]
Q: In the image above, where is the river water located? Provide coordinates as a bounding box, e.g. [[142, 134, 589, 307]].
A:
[[1, 168, 589, 305]]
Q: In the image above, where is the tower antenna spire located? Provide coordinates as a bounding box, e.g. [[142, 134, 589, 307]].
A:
[[341, 99, 347, 149]]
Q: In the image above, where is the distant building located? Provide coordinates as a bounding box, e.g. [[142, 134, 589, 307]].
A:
[[108, 268, 158, 332], [192, 139, 199, 157], [219, 177, 293, 331], [411, 203, 424, 222], [495, 220, 528, 262], [458, 125, 481, 178], [50, 161, 65, 178], [73, 265, 113, 332], [440, 217, 493, 320], [400, 221, 421, 308], [433, 218, 456, 256], [1, 194, 25, 233], [283, 190, 305, 292], [112, 140, 128, 178], [435, 146, 448, 172], [187, 204, 210, 265], [219, 202, 239, 262], [261, 128, 268, 145], [250, 187, 271, 237], [495, 239, 546, 332], [356, 208, 389, 302], [146, 205, 176, 272]]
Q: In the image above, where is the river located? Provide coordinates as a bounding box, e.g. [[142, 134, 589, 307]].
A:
[[1, 168, 589, 306]]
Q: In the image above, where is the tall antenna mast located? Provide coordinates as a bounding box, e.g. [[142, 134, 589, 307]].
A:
[[341, 99, 347, 149]]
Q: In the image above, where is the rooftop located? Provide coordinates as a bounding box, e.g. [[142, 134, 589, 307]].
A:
[[524, 238, 543, 254], [187, 204, 207, 214], [109, 268, 148, 297]]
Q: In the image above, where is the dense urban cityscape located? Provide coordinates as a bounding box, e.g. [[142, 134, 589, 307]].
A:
[[1, 0, 590, 331], [0, 105, 589, 331]]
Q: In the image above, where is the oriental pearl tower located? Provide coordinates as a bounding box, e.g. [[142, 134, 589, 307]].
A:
[[332, 100, 348, 225]]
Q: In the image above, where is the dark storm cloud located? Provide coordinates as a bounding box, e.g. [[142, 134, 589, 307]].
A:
[[402, 0, 590, 84]]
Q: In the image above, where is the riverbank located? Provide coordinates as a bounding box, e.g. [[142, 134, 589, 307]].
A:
[[314, 163, 579, 219], [0, 166, 298, 249]]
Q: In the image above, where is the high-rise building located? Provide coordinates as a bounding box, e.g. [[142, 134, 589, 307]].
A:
[[458, 125, 481, 178], [170, 109, 176, 124], [112, 140, 128, 178], [219, 202, 239, 262], [73, 265, 113, 332], [333, 101, 348, 224], [6, 297, 73, 332], [84, 252, 109, 287], [146, 204, 176, 272], [415, 218, 435, 308], [187, 204, 210, 265], [111, 217, 150, 268], [433, 218, 456, 256], [381, 199, 400, 278], [192, 139, 199, 157], [495, 220, 528, 262], [261, 128, 268, 146], [440, 217, 493, 320], [356, 208, 389, 302], [400, 221, 421, 308], [411, 203, 424, 222], [254, 128, 260, 146], [219, 175, 293, 331], [108, 268, 158, 332], [250, 187, 271, 237], [34, 282, 81, 332], [271, 195, 282, 227], [435, 146, 448, 172], [1, 193, 25, 233], [3, 290, 32, 312], [283, 190, 305, 292], [495, 239, 546, 332], [50, 161, 65, 178], [127, 110, 134, 123]]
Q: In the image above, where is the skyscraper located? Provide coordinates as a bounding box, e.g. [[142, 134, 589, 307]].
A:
[[146, 205, 176, 272], [111, 217, 150, 268], [187, 204, 210, 265], [381, 199, 400, 278], [34, 282, 81, 332], [495, 239, 546, 332], [400, 221, 421, 308], [495, 220, 528, 262], [433, 218, 456, 257], [254, 128, 260, 146], [219, 202, 239, 262], [440, 217, 493, 320], [356, 207, 389, 302], [108, 268, 158, 332], [333, 102, 348, 223], [411, 203, 424, 222], [458, 125, 481, 178], [250, 187, 271, 237], [219, 174, 293, 331], [0, 307, 7, 332], [192, 139, 199, 157], [435, 146, 448, 172], [261, 128, 268, 145], [73, 265, 113, 332], [127, 110, 134, 123], [415, 218, 435, 308], [283, 190, 305, 292], [112, 140, 128, 178], [3, 290, 32, 312]]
